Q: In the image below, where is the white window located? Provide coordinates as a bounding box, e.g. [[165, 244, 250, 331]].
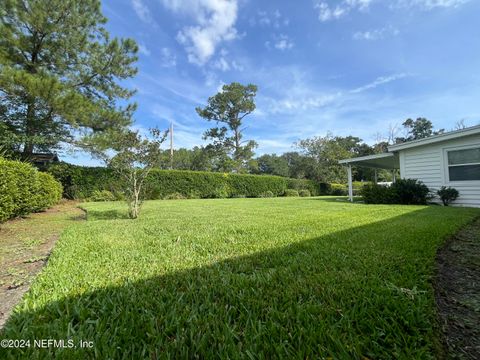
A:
[[446, 147, 480, 181]]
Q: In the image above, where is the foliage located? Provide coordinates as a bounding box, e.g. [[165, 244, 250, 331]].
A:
[[437, 186, 459, 206], [361, 179, 430, 205], [95, 129, 168, 219], [164, 192, 187, 200], [88, 190, 117, 202], [3, 199, 479, 358], [146, 170, 288, 199], [46, 163, 318, 200], [299, 189, 311, 197], [296, 134, 375, 183], [0, 0, 138, 156], [284, 189, 299, 197], [0, 157, 62, 222], [34, 172, 63, 211], [395, 118, 444, 143], [196, 82, 258, 172], [259, 191, 274, 198], [330, 183, 348, 196]]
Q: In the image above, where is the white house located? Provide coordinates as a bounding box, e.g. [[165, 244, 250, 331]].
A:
[[339, 125, 480, 207]]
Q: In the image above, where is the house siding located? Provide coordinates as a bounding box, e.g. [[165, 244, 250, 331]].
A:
[[399, 134, 480, 207]]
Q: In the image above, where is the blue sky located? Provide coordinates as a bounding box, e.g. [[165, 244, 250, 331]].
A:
[[66, 0, 480, 165]]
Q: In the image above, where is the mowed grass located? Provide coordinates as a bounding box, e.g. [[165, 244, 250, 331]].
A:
[[2, 198, 479, 359]]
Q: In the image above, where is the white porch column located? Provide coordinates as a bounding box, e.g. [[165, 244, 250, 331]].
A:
[[347, 165, 353, 202], [374, 169, 378, 184], [392, 169, 396, 183]]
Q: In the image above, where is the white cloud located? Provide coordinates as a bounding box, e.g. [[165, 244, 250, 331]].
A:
[[252, 9, 290, 28], [350, 73, 409, 93], [274, 34, 294, 51], [160, 48, 177, 67], [353, 26, 399, 40], [314, 0, 373, 21], [131, 0, 154, 24], [161, 0, 239, 65]]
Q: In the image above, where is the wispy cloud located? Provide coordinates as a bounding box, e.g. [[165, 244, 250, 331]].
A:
[[161, 0, 240, 65], [395, 0, 470, 9], [251, 9, 290, 28], [160, 48, 177, 68], [350, 73, 409, 93], [265, 34, 294, 51], [353, 26, 399, 40], [131, 0, 155, 25], [314, 0, 373, 21], [138, 43, 151, 56]]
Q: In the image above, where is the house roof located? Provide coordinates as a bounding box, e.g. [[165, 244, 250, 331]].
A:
[[387, 124, 480, 152], [30, 153, 59, 162], [338, 152, 399, 169]]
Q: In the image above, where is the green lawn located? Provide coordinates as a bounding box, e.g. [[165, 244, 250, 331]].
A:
[[2, 197, 479, 359]]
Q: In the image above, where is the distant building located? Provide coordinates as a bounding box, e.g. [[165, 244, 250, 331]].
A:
[[30, 153, 60, 168]]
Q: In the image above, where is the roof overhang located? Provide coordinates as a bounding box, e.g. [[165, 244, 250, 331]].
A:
[[338, 152, 399, 169], [387, 124, 480, 151]]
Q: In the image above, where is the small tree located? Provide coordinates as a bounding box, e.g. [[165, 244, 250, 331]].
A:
[[96, 129, 167, 219]]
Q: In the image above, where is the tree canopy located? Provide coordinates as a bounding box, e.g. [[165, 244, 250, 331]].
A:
[[0, 0, 138, 157]]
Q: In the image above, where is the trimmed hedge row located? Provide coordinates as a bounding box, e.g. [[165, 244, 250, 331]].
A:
[[46, 163, 321, 200], [0, 157, 63, 222]]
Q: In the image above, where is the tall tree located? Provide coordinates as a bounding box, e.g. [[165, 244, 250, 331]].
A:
[[396, 118, 444, 143], [196, 82, 258, 172], [0, 0, 138, 157]]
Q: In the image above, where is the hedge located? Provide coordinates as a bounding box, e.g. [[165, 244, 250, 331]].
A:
[[0, 157, 62, 222], [46, 163, 321, 200]]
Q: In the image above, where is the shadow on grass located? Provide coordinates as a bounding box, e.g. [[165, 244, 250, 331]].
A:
[[2, 207, 478, 359]]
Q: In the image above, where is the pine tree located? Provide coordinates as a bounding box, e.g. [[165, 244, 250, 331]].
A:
[[0, 0, 138, 157]]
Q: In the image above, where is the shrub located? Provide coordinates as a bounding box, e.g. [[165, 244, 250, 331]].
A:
[[299, 189, 311, 197], [88, 190, 117, 202], [437, 186, 459, 206], [318, 182, 331, 195], [392, 179, 430, 205], [284, 189, 299, 197], [361, 179, 430, 205], [0, 157, 62, 222], [231, 194, 247, 198], [34, 172, 63, 210], [259, 191, 274, 198], [330, 183, 348, 196], [286, 178, 319, 196], [361, 184, 395, 204], [164, 192, 187, 200]]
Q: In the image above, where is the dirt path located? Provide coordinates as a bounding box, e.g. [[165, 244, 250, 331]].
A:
[[0, 201, 84, 329], [435, 217, 480, 359]]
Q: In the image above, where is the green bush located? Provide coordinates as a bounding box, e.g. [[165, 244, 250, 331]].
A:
[[361, 179, 430, 205], [360, 184, 395, 204], [88, 190, 117, 202], [286, 178, 319, 196], [164, 192, 187, 200], [259, 191, 274, 198], [0, 157, 62, 222], [284, 189, 299, 197], [34, 172, 63, 211], [437, 186, 459, 206], [330, 183, 348, 196], [299, 189, 311, 197]]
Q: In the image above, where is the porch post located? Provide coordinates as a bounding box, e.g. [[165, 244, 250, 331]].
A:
[[347, 165, 353, 202], [392, 169, 396, 183], [374, 169, 378, 184]]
